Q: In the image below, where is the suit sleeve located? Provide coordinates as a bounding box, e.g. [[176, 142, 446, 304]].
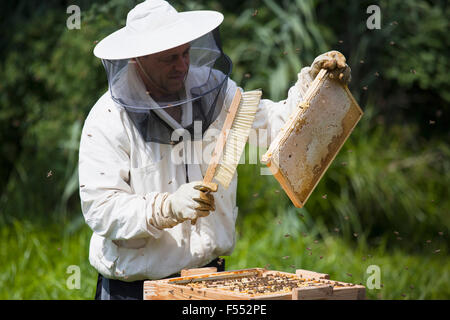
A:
[[78, 97, 164, 240]]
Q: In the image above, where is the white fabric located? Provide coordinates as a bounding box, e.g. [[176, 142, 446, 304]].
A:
[[93, 0, 224, 59], [80, 54, 327, 281]]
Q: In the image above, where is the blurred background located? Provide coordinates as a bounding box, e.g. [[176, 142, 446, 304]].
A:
[[0, 0, 448, 299]]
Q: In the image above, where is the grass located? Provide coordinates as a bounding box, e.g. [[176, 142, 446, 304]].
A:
[[0, 219, 96, 300], [1, 214, 448, 300]]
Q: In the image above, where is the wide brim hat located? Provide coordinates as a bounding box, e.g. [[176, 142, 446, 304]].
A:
[[94, 0, 224, 60]]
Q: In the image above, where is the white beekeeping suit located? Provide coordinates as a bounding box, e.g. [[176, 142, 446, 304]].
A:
[[80, 0, 351, 283]]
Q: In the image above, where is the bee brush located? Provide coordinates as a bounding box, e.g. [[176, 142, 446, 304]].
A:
[[191, 88, 262, 224], [204, 88, 262, 189]]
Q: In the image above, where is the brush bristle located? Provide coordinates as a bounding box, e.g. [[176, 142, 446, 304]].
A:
[[214, 90, 262, 188]]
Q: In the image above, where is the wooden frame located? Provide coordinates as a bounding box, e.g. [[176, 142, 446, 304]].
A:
[[143, 268, 365, 300], [261, 69, 364, 207]]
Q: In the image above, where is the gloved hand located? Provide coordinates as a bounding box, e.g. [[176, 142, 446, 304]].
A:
[[149, 181, 218, 229], [310, 50, 351, 85]]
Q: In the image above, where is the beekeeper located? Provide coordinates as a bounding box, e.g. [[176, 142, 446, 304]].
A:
[[79, 0, 351, 300]]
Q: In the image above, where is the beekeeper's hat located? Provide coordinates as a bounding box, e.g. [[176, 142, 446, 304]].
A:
[[94, 0, 224, 59]]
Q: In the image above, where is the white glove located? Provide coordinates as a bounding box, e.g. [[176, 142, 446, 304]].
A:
[[310, 50, 351, 85], [149, 181, 218, 229]]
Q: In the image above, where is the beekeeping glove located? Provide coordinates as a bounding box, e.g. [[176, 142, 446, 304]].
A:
[[149, 181, 218, 229], [310, 50, 351, 85]]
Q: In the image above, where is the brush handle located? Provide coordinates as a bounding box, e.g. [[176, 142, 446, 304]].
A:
[[203, 88, 242, 184], [190, 89, 242, 226]]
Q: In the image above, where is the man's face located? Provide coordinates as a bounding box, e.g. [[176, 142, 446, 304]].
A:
[[135, 43, 190, 98]]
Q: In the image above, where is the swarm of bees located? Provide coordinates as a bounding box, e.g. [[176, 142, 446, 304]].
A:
[[178, 271, 354, 296]]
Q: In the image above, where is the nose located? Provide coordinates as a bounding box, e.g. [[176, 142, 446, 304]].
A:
[[174, 55, 189, 73]]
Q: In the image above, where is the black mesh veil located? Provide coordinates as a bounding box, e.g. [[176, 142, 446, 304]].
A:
[[101, 27, 232, 144]]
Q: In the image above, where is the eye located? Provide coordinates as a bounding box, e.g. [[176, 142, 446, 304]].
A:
[[160, 56, 176, 63]]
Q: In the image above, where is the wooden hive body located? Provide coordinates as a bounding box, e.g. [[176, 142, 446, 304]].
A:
[[143, 268, 365, 300], [261, 69, 363, 207]]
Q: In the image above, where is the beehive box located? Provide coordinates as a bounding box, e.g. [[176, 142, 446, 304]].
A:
[[143, 268, 365, 300], [261, 69, 363, 207]]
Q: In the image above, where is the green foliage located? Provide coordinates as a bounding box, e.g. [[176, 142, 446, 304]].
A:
[[0, 0, 136, 223], [315, 0, 449, 134], [378, 1, 450, 100]]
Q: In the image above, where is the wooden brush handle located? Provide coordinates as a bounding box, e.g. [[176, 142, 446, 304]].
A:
[[203, 89, 242, 184], [190, 89, 242, 226]]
